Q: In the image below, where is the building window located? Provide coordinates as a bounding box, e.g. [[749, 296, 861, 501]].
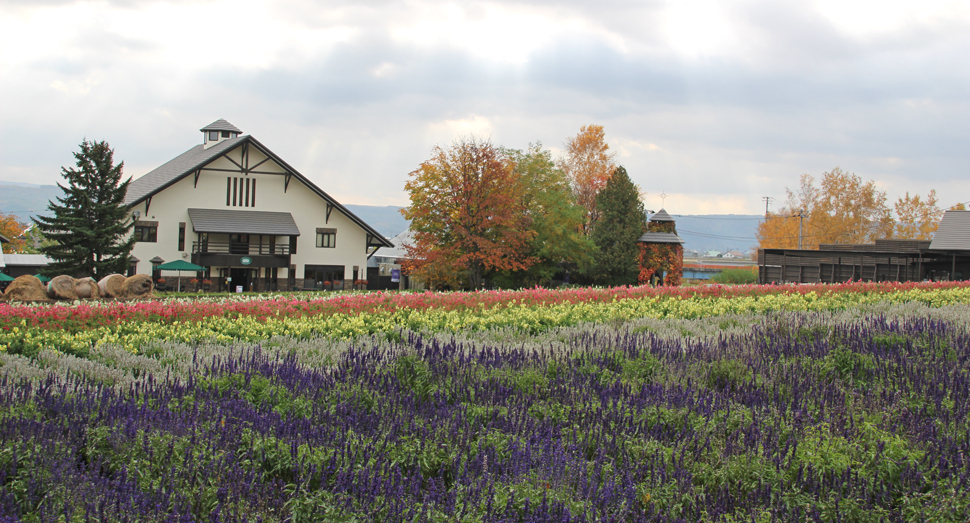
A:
[[134, 224, 157, 242], [208, 131, 219, 141], [221, 130, 231, 138], [316, 228, 336, 248], [178, 222, 186, 251], [226, 176, 256, 208], [290, 236, 298, 255]]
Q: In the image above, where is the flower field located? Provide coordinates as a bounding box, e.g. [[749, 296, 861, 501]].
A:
[[1, 283, 970, 521], [3, 281, 970, 357]]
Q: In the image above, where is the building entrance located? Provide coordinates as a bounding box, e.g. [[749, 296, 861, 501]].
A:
[[230, 268, 250, 292]]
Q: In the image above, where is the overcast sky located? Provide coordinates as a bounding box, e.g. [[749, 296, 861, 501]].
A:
[[1, 0, 967, 214]]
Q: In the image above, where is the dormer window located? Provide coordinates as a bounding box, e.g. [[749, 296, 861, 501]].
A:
[[221, 131, 231, 138], [208, 131, 219, 141]]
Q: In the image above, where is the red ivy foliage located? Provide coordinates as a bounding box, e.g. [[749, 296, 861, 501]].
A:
[[638, 220, 684, 286]]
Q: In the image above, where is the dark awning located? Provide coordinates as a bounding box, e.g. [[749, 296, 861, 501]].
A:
[[188, 208, 301, 236]]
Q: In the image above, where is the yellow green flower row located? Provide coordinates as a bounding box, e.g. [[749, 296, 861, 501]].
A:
[[3, 285, 970, 357]]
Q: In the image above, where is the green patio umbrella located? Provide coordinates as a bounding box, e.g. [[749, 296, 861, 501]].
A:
[[34, 274, 52, 283], [156, 260, 205, 292], [0, 273, 14, 282]]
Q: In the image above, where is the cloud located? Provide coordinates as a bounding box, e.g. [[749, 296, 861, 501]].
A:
[[1, 0, 968, 215]]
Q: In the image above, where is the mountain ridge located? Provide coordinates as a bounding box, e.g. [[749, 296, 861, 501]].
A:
[[1, 184, 760, 252]]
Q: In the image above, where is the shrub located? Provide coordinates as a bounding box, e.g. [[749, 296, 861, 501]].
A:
[[711, 268, 757, 284]]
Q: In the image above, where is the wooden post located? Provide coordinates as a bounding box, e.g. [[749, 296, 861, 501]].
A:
[[782, 252, 787, 283]]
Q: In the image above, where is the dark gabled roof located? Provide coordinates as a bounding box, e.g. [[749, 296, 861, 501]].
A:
[[124, 133, 393, 248], [649, 209, 675, 222], [0, 233, 8, 243], [188, 208, 301, 236], [929, 210, 970, 251], [125, 137, 244, 204], [638, 232, 684, 244], [200, 119, 243, 133]]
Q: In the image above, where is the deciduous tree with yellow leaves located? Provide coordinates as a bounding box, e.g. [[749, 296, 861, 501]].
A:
[[758, 168, 943, 250]]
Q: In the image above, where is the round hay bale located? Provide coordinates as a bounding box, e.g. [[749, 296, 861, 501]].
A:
[[121, 274, 154, 300], [98, 274, 126, 298], [4, 275, 49, 302], [48, 275, 79, 301], [75, 278, 101, 299]]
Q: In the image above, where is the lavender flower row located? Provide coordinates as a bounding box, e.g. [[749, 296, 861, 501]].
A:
[[0, 304, 968, 521]]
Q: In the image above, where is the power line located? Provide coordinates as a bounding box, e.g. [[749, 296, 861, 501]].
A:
[[670, 215, 765, 221], [678, 229, 759, 241]]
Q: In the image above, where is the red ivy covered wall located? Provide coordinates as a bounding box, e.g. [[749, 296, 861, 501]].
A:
[[637, 221, 684, 286]]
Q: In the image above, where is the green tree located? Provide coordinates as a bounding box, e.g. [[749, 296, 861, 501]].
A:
[[494, 144, 595, 287], [590, 166, 646, 286], [33, 140, 135, 279]]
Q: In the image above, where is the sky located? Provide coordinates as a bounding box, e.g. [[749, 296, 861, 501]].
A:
[[0, 0, 967, 215]]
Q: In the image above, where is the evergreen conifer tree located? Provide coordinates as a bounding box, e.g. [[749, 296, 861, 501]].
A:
[[33, 140, 135, 279], [590, 166, 646, 286]]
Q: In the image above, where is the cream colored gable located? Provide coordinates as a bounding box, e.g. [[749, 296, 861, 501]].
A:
[[127, 139, 376, 283], [200, 144, 288, 177]]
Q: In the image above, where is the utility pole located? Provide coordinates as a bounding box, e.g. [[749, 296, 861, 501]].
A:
[[762, 196, 774, 217], [793, 209, 807, 249]]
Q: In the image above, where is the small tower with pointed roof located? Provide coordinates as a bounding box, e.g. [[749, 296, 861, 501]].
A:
[[637, 208, 685, 286], [201, 119, 243, 149]]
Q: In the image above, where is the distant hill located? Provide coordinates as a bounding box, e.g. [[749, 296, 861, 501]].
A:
[[347, 206, 762, 253], [0, 184, 60, 223], [667, 214, 761, 254], [343, 204, 410, 238], [0, 184, 761, 252]]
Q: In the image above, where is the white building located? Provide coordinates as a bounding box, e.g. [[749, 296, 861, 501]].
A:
[[124, 119, 393, 291]]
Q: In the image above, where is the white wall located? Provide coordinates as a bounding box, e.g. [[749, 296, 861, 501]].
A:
[[128, 143, 370, 281]]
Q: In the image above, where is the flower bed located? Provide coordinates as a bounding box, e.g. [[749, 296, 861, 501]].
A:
[[0, 306, 967, 521], [3, 282, 970, 357]]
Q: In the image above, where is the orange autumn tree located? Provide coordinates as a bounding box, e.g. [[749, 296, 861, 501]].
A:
[[558, 125, 617, 235], [0, 212, 29, 253], [401, 138, 536, 290]]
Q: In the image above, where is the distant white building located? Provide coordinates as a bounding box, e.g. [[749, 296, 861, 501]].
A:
[[124, 119, 393, 291], [366, 229, 423, 290]]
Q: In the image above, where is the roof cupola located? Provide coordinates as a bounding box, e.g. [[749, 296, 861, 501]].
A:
[[201, 119, 242, 149]]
